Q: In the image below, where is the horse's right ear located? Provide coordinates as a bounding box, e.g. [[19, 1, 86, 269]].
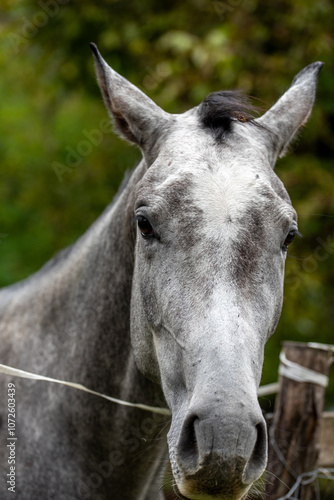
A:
[[90, 43, 170, 148]]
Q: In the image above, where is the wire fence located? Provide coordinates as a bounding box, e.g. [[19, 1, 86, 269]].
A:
[[267, 423, 334, 499], [277, 468, 334, 500]]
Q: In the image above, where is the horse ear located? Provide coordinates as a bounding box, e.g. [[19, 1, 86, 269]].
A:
[[256, 62, 323, 167], [90, 43, 169, 148]]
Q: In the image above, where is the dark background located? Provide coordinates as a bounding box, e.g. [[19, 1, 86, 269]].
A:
[[0, 0, 333, 410]]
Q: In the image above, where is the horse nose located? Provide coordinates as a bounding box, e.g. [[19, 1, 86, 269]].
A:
[[242, 420, 268, 484], [174, 410, 267, 497]]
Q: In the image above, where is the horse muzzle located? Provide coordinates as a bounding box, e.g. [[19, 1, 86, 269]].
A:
[[169, 406, 267, 500]]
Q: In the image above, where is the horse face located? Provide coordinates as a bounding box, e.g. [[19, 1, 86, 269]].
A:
[[91, 44, 321, 499], [130, 126, 291, 498]]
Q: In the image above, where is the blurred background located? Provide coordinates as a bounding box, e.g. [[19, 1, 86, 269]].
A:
[[0, 0, 333, 412]]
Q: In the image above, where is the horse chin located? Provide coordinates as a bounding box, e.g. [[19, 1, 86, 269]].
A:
[[173, 485, 190, 499], [173, 484, 199, 500], [173, 483, 250, 500]]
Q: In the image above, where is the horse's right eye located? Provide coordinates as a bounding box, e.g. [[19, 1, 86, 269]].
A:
[[136, 216, 155, 238], [283, 228, 301, 252]]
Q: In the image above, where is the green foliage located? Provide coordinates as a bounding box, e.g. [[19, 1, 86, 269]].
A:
[[0, 0, 333, 404]]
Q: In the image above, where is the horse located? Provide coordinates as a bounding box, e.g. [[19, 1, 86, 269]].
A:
[[0, 44, 322, 500]]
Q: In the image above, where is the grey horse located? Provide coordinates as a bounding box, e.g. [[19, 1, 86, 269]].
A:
[[0, 44, 322, 500]]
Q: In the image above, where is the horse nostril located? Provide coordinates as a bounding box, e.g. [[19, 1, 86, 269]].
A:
[[177, 414, 200, 471], [242, 420, 268, 484]]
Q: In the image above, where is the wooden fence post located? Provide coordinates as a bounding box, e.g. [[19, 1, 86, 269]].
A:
[[265, 342, 333, 500]]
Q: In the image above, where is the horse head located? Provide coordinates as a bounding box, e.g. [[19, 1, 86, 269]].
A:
[[91, 44, 321, 500]]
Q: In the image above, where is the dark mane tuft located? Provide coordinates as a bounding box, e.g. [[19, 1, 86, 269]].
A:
[[198, 90, 260, 140]]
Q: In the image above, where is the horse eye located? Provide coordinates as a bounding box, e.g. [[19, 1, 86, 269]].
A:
[[283, 229, 301, 251], [136, 216, 155, 238]]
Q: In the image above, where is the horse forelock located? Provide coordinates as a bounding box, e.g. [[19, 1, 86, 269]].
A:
[[198, 90, 261, 140]]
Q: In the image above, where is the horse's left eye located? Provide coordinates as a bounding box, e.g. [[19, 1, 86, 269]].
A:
[[136, 216, 155, 238], [283, 229, 301, 251]]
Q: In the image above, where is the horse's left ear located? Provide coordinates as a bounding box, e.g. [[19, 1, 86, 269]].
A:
[[90, 43, 170, 149], [256, 62, 323, 166]]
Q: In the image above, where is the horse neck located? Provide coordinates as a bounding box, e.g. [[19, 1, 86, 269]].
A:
[[1, 159, 169, 498], [60, 160, 147, 393], [4, 159, 157, 403]]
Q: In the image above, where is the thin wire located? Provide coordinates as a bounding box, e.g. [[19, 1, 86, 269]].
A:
[[269, 425, 298, 480], [276, 468, 334, 500], [269, 416, 334, 500], [0, 363, 171, 415]]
